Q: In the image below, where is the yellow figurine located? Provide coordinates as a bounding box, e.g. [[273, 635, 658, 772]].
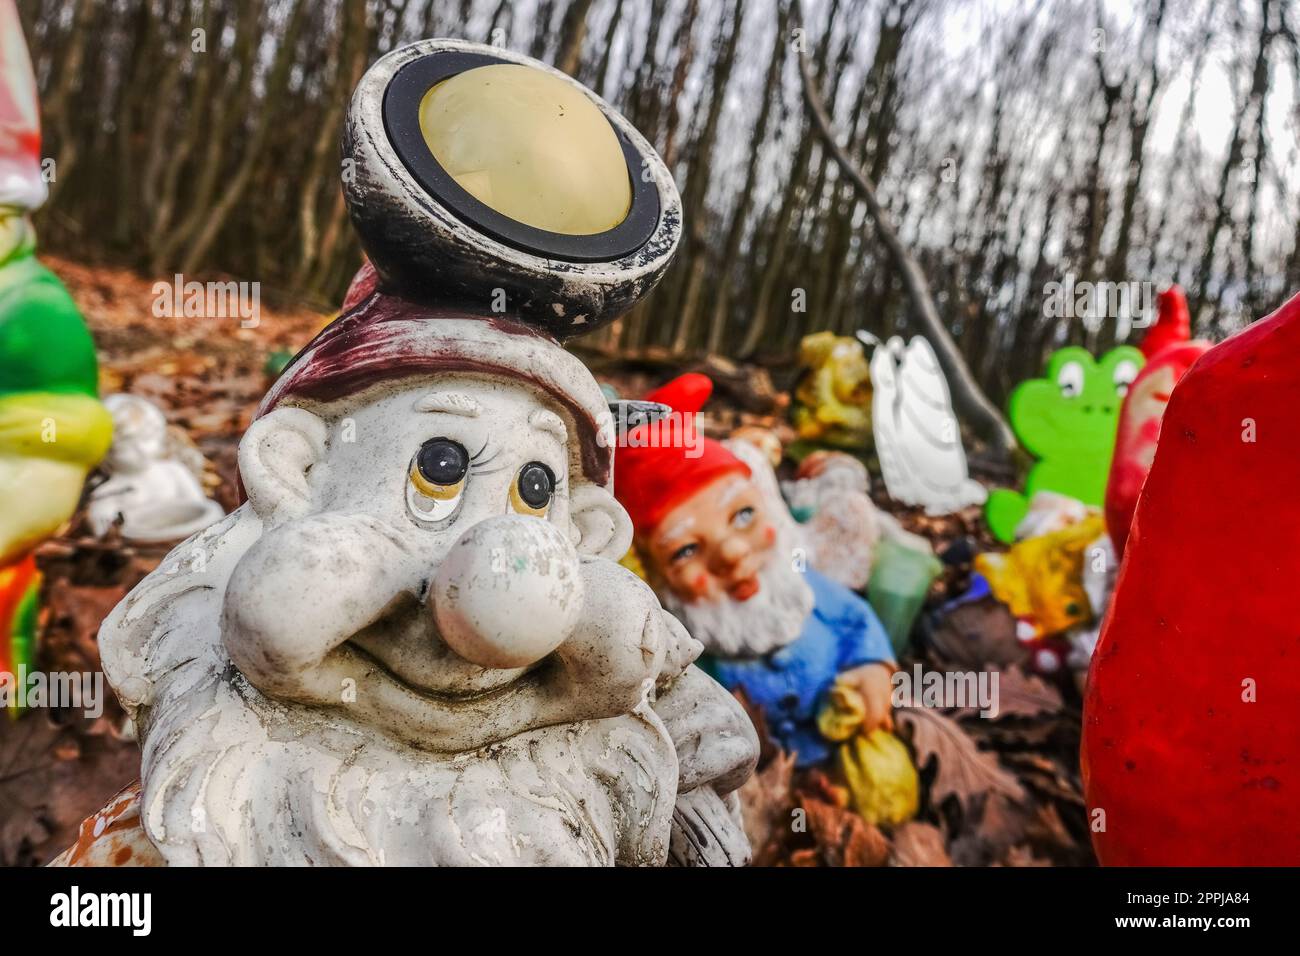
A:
[[974, 513, 1107, 672], [792, 331, 872, 448]]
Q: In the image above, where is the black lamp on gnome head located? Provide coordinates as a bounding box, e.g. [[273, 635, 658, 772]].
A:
[[342, 39, 682, 341]]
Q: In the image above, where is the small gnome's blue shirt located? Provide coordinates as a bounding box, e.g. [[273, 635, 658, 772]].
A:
[[698, 569, 894, 767]]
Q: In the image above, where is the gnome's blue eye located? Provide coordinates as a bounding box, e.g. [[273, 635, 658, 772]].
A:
[[671, 543, 698, 563], [732, 507, 755, 529]]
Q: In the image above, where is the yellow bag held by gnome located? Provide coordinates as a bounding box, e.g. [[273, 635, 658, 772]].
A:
[[817, 681, 919, 827]]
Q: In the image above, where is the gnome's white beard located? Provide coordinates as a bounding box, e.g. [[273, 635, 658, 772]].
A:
[[662, 534, 815, 660], [135, 659, 675, 866]]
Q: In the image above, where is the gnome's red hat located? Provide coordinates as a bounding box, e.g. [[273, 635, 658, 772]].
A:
[[613, 373, 750, 538], [1140, 286, 1191, 360]]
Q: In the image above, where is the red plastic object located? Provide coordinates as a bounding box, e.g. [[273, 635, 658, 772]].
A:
[[1083, 291, 1300, 865]]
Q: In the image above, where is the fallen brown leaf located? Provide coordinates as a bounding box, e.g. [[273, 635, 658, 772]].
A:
[[897, 707, 1025, 811], [889, 821, 952, 866], [949, 664, 1063, 720], [800, 797, 891, 867], [0, 712, 140, 866], [738, 749, 796, 864]]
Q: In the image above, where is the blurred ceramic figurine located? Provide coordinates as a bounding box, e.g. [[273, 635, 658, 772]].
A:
[[1085, 291, 1300, 865], [88, 394, 224, 543], [734, 441, 881, 593], [57, 39, 755, 867], [866, 333, 986, 516], [0, 0, 111, 687], [617, 373, 895, 768], [1104, 286, 1209, 558], [791, 331, 873, 447]]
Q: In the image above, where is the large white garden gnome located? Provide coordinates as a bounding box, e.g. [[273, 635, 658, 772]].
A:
[[56, 39, 757, 868]]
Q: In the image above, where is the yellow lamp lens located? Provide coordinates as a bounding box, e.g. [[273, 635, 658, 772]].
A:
[[418, 63, 632, 236]]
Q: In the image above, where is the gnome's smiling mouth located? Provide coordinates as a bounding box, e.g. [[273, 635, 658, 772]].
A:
[[342, 638, 548, 706]]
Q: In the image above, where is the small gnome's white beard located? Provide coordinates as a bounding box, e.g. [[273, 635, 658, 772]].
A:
[[662, 538, 815, 659], [131, 625, 676, 867]]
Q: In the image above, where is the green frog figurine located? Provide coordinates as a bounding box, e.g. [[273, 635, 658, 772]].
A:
[[985, 345, 1143, 543]]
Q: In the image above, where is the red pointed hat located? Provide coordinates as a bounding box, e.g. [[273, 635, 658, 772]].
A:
[[1140, 285, 1191, 360], [613, 373, 750, 538]]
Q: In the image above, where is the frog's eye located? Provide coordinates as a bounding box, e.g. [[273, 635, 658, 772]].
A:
[[509, 461, 556, 517], [1057, 361, 1085, 398], [1112, 359, 1139, 398], [407, 437, 469, 523]]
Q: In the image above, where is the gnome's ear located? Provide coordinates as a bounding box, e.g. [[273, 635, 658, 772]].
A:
[[569, 484, 633, 561], [239, 407, 329, 526]]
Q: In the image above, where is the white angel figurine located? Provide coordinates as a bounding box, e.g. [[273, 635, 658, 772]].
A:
[[863, 332, 987, 516]]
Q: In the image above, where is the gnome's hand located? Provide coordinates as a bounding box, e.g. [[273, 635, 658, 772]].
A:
[[839, 662, 895, 734], [221, 510, 426, 697], [654, 665, 758, 795], [656, 666, 759, 868]]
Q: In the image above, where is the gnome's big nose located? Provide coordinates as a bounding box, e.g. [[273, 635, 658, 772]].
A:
[[431, 515, 584, 669]]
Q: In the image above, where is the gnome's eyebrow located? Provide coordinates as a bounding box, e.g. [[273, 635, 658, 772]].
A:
[[717, 476, 749, 507], [528, 409, 567, 443], [659, 514, 696, 543], [414, 393, 482, 417]]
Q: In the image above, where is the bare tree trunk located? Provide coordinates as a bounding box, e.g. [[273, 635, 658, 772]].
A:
[[670, 0, 743, 354], [179, 0, 309, 275], [707, 0, 790, 354], [40, 0, 93, 207], [555, 0, 595, 75], [660, 0, 701, 170], [1194, 0, 1273, 330], [153, 0, 264, 271]]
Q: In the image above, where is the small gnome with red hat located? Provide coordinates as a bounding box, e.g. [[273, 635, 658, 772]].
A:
[[1104, 286, 1211, 558], [616, 373, 896, 767]]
